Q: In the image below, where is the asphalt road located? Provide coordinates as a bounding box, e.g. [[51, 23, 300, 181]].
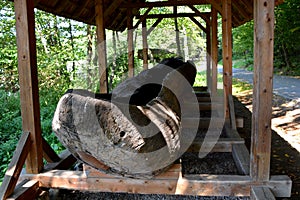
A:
[[220, 67, 300, 101]]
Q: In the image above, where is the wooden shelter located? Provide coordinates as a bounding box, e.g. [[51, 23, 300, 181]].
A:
[[0, 0, 292, 199]]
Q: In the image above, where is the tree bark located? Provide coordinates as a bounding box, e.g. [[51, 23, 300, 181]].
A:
[[52, 60, 196, 178]]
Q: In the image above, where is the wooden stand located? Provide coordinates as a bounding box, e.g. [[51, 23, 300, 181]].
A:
[[0, 0, 292, 199], [0, 89, 292, 199]]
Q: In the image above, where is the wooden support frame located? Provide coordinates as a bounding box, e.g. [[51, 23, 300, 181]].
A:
[[142, 20, 148, 70], [127, 7, 134, 77], [188, 5, 210, 25], [250, 0, 275, 182], [222, 0, 233, 118], [147, 17, 163, 36], [211, 7, 218, 96], [14, 0, 44, 174], [0, 132, 31, 200], [189, 17, 207, 33], [20, 170, 291, 197], [136, 13, 211, 20], [133, 7, 152, 29], [95, 0, 108, 93], [2, 0, 292, 199], [206, 22, 212, 90]]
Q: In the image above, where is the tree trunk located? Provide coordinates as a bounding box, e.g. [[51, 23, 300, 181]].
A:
[[52, 60, 196, 178]]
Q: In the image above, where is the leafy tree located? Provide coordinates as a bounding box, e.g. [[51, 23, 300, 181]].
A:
[[274, 0, 300, 74]]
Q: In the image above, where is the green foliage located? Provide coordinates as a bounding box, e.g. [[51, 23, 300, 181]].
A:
[[232, 21, 254, 70], [274, 0, 300, 74], [232, 0, 300, 75], [0, 90, 22, 184]]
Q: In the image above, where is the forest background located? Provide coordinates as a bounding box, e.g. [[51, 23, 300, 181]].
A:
[[0, 0, 299, 184]]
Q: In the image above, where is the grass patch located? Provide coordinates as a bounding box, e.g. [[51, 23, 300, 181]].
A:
[[232, 78, 253, 95]]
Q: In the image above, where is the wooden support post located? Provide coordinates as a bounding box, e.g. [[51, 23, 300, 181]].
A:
[[14, 0, 43, 174], [95, 0, 108, 93], [142, 20, 148, 70], [127, 8, 134, 77], [222, 0, 232, 118], [250, 0, 275, 182], [174, 6, 181, 57], [211, 7, 218, 96], [206, 23, 211, 90]]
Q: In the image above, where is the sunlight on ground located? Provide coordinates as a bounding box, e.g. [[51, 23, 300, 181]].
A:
[[234, 87, 300, 153]]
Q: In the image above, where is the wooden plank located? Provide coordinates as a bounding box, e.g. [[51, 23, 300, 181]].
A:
[[0, 132, 31, 200], [120, 0, 209, 8], [250, 0, 275, 182], [222, 0, 233, 118], [187, 138, 244, 153], [142, 20, 148, 70], [14, 0, 44, 174], [6, 180, 39, 200], [181, 174, 251, 196], [182, 117, 223, 129], [206, 22, 211, 90], [232, 144, 250, 175], [228, 94, 237, 130], [43, 150, 76, 171], [127, 8, 134, 77], [251, 187, 275, 200], [268, 175, 292, 197], [95, 0, 108, 93], [182, 117, 242, 129], [42, 137, 60, 163], [174, 6, 181, 57], [211, 7, 218, 95], [196, 96, 223, 102], [83, 163, 181, 180], [182, 102, 222, 112], [136, 13, 211, 20], [20, 171, 291, 197]]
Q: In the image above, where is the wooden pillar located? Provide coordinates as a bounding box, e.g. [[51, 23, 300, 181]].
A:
[[14, 0, 43, 173], [174, 6, 181, 57], [127, 8, 134, 77], [142, 20, 148, 70], [95, 0, 108, 93], [250, 0, 275, 182], [206, 23, 211, 90], [211, 7, 218, 96], [222, 0, 232, 118]]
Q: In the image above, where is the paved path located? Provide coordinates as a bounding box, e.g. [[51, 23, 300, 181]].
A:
[[219, 67, 300, 101]]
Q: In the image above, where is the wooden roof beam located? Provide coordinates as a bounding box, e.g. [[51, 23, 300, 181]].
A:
[[206, 0, 222, 14], [133, 7, 153, 29], [188, 5, 210, 25], [104, 0, 124, 19], [189, 17, 207, 33], [147, 17, 163, 36], [120, 0, 208, 8], [135, 12, 211, 19]]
